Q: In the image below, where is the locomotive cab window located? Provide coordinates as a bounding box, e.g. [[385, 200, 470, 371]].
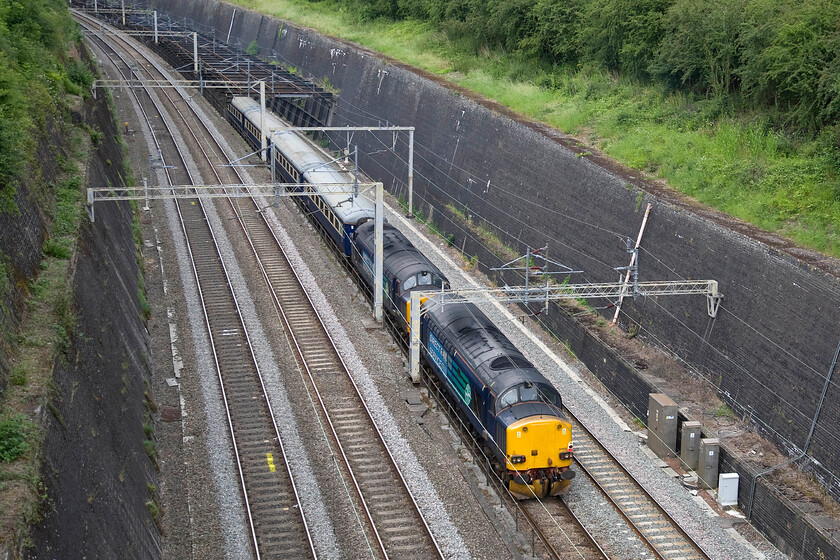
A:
[[401, 271, 444, 294], [497, 383, 561, 410], [537, 385, 561, 406], [520, 384, 539, 402], [499, 388, 517, 409]]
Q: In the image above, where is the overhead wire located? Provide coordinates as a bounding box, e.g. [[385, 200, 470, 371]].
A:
[[350, 122, 833, 455], [327, 106, 630, 273], [247, 29, 839, 481]]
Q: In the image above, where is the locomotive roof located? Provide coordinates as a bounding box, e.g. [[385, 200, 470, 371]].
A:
[[424, 297, 549, 394], [355, 221, 448, 285], [232, 96, 375, 225]]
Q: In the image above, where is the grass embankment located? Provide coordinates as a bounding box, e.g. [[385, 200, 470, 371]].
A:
[[232, 0, 840, 257], [0, 135, 88, 547], [0, 0, 143, 548]]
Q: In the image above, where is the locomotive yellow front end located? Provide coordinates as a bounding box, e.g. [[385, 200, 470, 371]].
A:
[[506, 416, 575, 499]]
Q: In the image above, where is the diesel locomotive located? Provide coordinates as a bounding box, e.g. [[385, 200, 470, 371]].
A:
[[226, 96, 575, 498], [352, 219, 447, 332], [421, 297, 575, 498]]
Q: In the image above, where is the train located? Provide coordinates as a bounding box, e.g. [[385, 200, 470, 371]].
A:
[[227, 96, 375, 256], [226, 96, 575, 498]]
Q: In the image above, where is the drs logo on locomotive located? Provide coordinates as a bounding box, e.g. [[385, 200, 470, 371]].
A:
[[429, 331, 472, 407], [428, 331, 447, 376]]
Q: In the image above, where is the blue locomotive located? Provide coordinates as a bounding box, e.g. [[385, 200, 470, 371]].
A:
[[352, 220, 447, 332], [226, 96, 574, 498], [421, 297, 575, 498]]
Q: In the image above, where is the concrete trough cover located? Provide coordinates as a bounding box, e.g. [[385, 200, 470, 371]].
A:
[[160, 406, 182, 422], [813, 516, 840, 532], [799, 502, 822, 513], [403, 390, 427, 414]]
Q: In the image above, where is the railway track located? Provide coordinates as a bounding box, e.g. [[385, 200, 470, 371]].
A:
[[415, 293, 711, 559], [78, 11, 444, 558], [75, 13, 316, 558], [570, 416, 712, 560], [230, 206, 444, 559], [520, 498, 607, 559], [422, 369, 605, 560]]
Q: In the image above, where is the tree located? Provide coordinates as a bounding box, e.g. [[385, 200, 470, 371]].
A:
[[579, 0, 673, 78], [651, 0, 746, 96], [739, 0, 840, 130], [517, 0, 584, 64]]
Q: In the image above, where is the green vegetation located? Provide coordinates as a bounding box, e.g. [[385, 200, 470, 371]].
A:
[[232, 0, 840, 256], [0, 0, 82, 216], [0, 0, 119, 547], [0, 415, 33, 462], [445, 202, 518, 262], [713, 403, 736, 418], [246, 39, 260, 57], [137, 271, 151, 320]]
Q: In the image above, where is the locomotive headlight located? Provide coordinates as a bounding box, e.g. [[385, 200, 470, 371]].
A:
[[510, 455, 526, 464]]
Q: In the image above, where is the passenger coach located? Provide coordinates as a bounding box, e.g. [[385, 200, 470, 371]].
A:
[[227, 96, 375, 256]]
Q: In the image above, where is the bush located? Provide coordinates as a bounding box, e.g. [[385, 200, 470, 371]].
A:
[[246, 40, 260, 57], [738, 0, 840, 131], [0, 415, 32, 462], [10, 366, 27, 386], [43, 238, 71, 259], [66, 59, 94, 91], [651, 0, 744, 95], [138, 288, 151, 320]]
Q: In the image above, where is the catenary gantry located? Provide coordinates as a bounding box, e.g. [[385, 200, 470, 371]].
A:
[[75, 0, 336, 129]]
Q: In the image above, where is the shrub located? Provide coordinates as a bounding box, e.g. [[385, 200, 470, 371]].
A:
[[43, 238, 71, 259], [10, 366, 27, 386], [0, 415, 32, 462], [66, 59, 94, 91], [138, 288, 151, 320], [246, 40, 260, 57]]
